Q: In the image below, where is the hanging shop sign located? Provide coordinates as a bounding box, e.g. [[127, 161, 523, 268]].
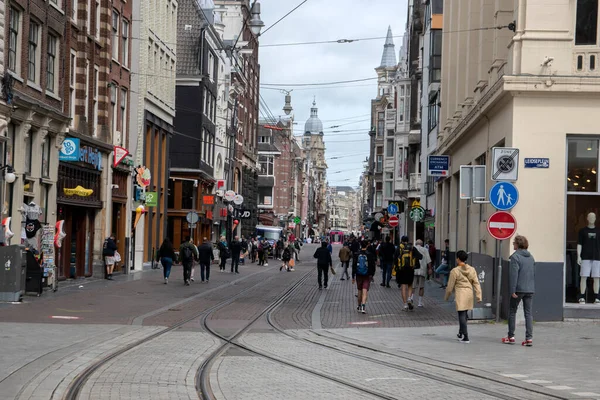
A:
[[224, 190, 236, 202], [79, 145, 102, 170], [113, 146, 129, 167], [59, 138, 80, 161], [203, 195, 215, 205], [63, 185, 94, 197], [135, 166, 151, 188], [145, 192, 158, 207]]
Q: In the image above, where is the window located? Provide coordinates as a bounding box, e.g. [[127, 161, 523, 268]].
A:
[[386, 139, 394, 157], [430, 30, 442, 82], [47, 35, 58, 93], [95, 0, 101, 39], [84, 60, 90, 124], [120, 88, 127, 136], [70, 50, 77, 128], [258, 187, 273, 206], [25, 130, 33, 174], [112, 11, 119, 60], [376, 155, 383, 172], [41, 137, 50, 178], [87, 0, 92, 33], [72, 0, 78, 22], [28, 21, 40, 83], [122, 20, 129, 67], [431, 0, 443, 14], [385, 181, 393, 198], [259, 155, 274, 176], [181, 181, 194, 209], [575, 0, 598, 45], [377, 112, 384, 137], [8, 7, 20, 72], [202, 128, 208, 161], [428, 96, 439, 134], [259, 136, 271, 144], [208, 52, 215, 80], [567, 138, 598, 192], [93, 66, 99, 136], [110, 84, 117, 132]]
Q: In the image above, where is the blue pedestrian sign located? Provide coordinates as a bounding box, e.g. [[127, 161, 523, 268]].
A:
[[387, 203, 399, 215], [489, 182, 519, 211]]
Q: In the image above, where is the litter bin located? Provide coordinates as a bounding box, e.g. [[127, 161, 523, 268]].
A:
[[0, 245, 27, 302]]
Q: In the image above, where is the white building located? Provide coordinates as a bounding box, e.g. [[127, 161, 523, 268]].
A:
[[130, 0, 178, 268]]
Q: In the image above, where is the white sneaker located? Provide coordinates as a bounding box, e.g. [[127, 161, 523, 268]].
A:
[[265, 263, 269, 266], [595, 298, 600, 304], [418, 303, 424, 308], [164, 278, 168, 284], [579, 297, 586, 304]]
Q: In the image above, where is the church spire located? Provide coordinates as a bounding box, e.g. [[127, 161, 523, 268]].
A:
[[379, 26, 397, 68]]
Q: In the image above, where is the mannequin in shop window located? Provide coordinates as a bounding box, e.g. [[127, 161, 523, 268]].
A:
[[577, 212, 600, 304], [20, 202, 43, 252]]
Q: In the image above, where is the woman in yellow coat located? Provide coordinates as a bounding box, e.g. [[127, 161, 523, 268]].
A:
[[444, 250, 482, 344]]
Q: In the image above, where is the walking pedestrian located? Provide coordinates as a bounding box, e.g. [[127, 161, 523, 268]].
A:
[[356, 241, 377, 314], [410, 239, 432, 307], [250, 238, 257, 263], [102, 234, 118, 280], [350, 236, 361, 284], [502, 235, 535, 347], [338, 243, 352, 281], [287, 241, 297, 271], [294, 239, 301, 261], [157, 238, 176, 284], [197, 237, 214, 283], [217, 236, 230, 272], [230, 236, 242, 274], [281, 243, 292, 271], [427, 240, 436, 279], [190, 241, 199, 282], [444, 250, 482, 344], [179, 236, 198, 286], [275, 238, 284, 260], [327, 241, 333, 255], [379, 236, 395, 288], [395, 236, 422, 311], [314, 242, 333, 289], [435, 239, 451, 288]]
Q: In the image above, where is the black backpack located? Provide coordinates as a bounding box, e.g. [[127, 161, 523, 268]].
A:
[[181, 246, 193, 263]]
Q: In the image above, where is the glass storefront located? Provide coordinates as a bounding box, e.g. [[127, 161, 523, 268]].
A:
[[566, 138, 600, 304]]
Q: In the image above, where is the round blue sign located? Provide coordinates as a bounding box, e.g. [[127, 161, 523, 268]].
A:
[[489, 182, 519, 211], [387, 203, 399, 215]]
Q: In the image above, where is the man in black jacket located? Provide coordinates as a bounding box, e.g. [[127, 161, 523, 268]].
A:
[[379, 236, 396, 288], [229, 236, 242, 274], [314, 242, 333, 289], [197, 238, 214, 283], [103, 234, 118, 280], [349, 236, 361, 283]]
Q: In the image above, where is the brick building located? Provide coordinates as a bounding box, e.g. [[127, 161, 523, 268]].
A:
[[2, 1, 69, 257]]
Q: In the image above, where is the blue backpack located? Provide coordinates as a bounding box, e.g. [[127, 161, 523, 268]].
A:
[[357, 253, 368, 276]]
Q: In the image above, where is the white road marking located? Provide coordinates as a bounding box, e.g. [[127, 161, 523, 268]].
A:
[[524, 380, 553, 384], [349, 321, 379, 325], [573, 393, 600, 398], [50, 316, 81, 320], [545, 386, 575, 391]]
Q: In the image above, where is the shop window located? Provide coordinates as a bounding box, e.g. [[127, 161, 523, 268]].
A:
[[567, 138, 598, 192], [575, 0, 598, 45], [181, 180, 194, 209]]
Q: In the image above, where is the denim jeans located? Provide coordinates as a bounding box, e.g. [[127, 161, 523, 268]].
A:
[[458, 310, 469, 339], [508, 293, 533, 340], [200, 262, 210, 281], [161, 257, 173, 279], [435, 263, 450, 285], [381, 263, 392, 285], [341, 260, 350, 279]]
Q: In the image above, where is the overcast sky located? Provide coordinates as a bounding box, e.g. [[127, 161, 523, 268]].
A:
[[258, 0, 407, 187]]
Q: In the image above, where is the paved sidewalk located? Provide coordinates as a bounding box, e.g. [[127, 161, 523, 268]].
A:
[[325, 321, 600, 399]]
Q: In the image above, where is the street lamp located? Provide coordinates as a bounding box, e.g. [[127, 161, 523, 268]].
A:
[[3, 167, 16, 184], [248, 1, 265, 36]]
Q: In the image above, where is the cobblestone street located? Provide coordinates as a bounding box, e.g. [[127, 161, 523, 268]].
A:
[[0, 244, 598, 399]]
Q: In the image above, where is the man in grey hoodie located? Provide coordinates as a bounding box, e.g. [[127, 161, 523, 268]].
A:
[[503, 235, 535, 346]]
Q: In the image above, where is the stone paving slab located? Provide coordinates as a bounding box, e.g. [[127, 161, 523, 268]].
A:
[[325, 321, 600, 399], [80, 331, 220, 400], [213, 355, 379, 400], [0, 323, 162, 400], [238, 333, 511, 400]]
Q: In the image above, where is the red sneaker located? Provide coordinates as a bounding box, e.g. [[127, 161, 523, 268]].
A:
[[502, 336, 515, 344], [522, 339, 533, 347]]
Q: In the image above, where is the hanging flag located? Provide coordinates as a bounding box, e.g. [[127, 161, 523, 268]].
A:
[[113, 146, 129, 167]]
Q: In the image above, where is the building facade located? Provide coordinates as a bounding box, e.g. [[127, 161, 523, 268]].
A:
[[215, 0, 260, 239], [130, 0, 177, 267], [434, 0, 600, 320], [302, 100, 328, 237], [328, 186, 357, 233], [169, 0, 225, 247], [3, 0, 70, 272]]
